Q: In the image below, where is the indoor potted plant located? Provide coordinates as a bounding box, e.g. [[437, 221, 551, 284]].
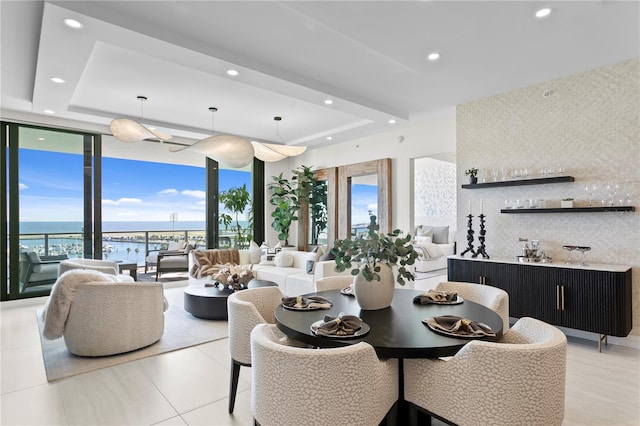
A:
[[268, 165, 316, 247], [465, 168, 479, 184], [331, 215, 418, 309]]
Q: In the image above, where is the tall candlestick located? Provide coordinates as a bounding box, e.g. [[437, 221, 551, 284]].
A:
[[481, 199, 484, 215], [468, 200, 471, 215]]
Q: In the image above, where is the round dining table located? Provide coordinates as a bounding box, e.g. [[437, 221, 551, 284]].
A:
[[275, 288, 504, 423], [275, 288, 504, 359]]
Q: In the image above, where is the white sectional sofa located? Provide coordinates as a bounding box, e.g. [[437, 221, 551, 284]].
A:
[[188, 249, 348, 296]]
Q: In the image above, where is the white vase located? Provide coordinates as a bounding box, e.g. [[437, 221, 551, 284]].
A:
[[353, 263, 395, 310]]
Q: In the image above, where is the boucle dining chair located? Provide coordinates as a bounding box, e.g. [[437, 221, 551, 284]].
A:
[[314, 275, 353, 292], [226, 286, 285, 413], [404, 317, 567, 426], [435, 281, 510, 332], [250, 323, 399, 426]]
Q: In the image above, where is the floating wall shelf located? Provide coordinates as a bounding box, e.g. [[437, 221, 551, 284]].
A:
[[501, 206, 635, 214], [462, 176, 574, 189]]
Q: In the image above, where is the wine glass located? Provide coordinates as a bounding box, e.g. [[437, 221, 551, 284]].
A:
[[562, 245, 577, 264], [575, 246, 591, 267], [585, 183, 598, 207], [606, 182, 617, 206]]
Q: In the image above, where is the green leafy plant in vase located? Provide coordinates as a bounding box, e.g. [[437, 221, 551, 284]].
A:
[[331, 215, 419, 309], [465, 168, 479, 184]]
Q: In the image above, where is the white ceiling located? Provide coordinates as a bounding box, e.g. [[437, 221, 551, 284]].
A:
[[1, 1, 638, 152]]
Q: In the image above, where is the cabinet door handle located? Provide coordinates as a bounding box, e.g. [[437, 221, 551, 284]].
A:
[[556, 285, 560, 310], [561, 285, 565, 311]]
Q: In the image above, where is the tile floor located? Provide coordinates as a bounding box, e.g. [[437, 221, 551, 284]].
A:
[[1, 279, 638, 425]]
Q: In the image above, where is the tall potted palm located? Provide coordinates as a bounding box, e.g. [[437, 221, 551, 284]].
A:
[[219, 183, 252, 249]]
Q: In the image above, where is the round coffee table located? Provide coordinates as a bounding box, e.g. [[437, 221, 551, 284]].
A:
[[247, 279, 278, 289], [184, 286, 234, 320]]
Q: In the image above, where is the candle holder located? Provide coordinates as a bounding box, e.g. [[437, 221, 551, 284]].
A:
[[473, 214, 490, 259], [460, 214, 476, 257]]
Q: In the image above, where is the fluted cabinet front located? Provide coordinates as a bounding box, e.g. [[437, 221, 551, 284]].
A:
[[448, 257, 632, 337]]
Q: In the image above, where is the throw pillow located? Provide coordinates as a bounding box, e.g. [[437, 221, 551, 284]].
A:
[[318, 252, 336, 261], [415, 236, 432, 243], [248, 241, 262, 264], [416, 225, 449, 244], [306, 246, 324, 274], [274, 251, 294, 267], [260, 253, 276, 266]]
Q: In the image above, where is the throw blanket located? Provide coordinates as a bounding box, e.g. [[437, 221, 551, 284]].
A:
[[191, 249, 241, 278], [414, 242, 444, 261], [42, 270, 119, 340]]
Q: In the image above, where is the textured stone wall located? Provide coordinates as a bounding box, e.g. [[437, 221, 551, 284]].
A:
[[456, 58, 640, 338]]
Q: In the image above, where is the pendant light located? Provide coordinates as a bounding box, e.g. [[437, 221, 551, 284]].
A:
[[110, 96, 172, 143], [170, 107, 254, 168], [251, 116, 306, 162]]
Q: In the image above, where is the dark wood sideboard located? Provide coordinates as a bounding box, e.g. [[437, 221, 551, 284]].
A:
[[447, 256, 632, 343]]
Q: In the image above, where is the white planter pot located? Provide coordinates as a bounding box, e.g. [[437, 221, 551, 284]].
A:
[[353, 263, 395, 310]]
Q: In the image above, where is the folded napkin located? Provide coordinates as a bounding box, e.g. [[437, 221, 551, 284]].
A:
[[424, 315, 495, 337], [314, 313, 363, 336], [281, 295, 333, 310], [413, 290, 458, 304]]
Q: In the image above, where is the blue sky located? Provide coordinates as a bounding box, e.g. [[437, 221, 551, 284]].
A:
[[18, 148, 376, 224], [18, 149, 250, 222]]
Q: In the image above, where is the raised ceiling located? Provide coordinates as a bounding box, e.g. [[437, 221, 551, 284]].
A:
[[1, 1, 638, 150]]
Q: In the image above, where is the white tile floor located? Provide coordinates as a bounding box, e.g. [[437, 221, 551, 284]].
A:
[[1, 280, 639, 426]]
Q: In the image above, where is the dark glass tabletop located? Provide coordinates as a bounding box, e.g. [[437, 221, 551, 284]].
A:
[[275, 289, 504, 358]]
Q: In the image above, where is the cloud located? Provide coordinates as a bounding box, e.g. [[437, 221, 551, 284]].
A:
[[102, 198, 142, 205], [117, 197, 142, 204], [19, 183, 29, 190], [182, 190, 206, 199], [158, 188, 178, 195]]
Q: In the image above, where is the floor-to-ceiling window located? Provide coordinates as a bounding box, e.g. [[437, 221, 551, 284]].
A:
[[3, 123, 96, 300], [3, 121, 264, 301]]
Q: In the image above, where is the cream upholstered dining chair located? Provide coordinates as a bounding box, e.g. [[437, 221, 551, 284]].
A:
[[227, 286, 285, 414], [314, 275, 353, 292], [404, 317, 567, 426], [435, 281, 510, 332], [250, 323, 399, 426]]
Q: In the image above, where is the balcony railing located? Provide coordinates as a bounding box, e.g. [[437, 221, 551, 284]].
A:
[[17, 228, 241, 266]]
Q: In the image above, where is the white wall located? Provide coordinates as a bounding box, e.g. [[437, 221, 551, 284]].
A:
[[264, 107, 457, 246]]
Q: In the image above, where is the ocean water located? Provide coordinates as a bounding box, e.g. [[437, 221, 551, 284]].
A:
[[20, 221, 208, 234], [17, 221, 252, 266]]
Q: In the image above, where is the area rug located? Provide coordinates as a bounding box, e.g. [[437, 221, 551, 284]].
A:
[[36, 281, 228, 382]]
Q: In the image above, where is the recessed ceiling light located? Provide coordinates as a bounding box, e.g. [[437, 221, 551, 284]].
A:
[[326, 136, 333, 140], [427, 52, 440, 61], [535, 8, 552, 18], [63, 18, 84, 29], [37, 137, 45, 141], [44, 110, 55, 114], [50, 77, 65, 84], [226, 69, 239, 76], [388, 119, 397, 124], [324, 99, 333, 105]]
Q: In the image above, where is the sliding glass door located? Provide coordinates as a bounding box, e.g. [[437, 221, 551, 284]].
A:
[[3, 123, 95, 300]]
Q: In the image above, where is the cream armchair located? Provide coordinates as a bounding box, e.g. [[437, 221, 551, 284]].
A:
[[43, 270, 166, 356], [58, 258, 134, 281]]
